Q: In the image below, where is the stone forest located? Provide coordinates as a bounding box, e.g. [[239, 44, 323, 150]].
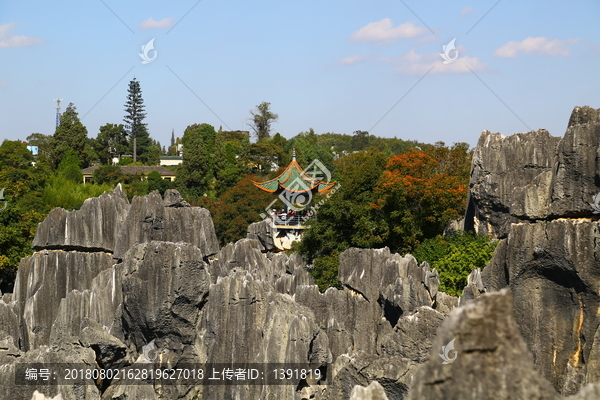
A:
[[1, 105, 600, 400]]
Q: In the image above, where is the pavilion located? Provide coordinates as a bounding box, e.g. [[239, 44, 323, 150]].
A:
[[253, 151, 335, 249]]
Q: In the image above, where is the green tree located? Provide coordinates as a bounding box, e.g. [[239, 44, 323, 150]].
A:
[[249, 102, 278, 141], [0, 139, 33, 169], [123, 78, 149, 162], [147, 170, 172, 195], [140, 139, 161, 165], [56, 149, 82, 183], [0, 140, 49, 289], [177, 123, 217, 197], [247, 141, 285, 173], [286, 128, 336, 176], [26, 133, 53, 171], [94, 123, 128, 165], [213, 129, 249, 196], [50, 103, 90, 168], [351, 130, 370, 151], [92, 165, 123, 185]]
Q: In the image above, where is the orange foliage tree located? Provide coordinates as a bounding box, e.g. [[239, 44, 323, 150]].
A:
[[372, 142, 471, 253]]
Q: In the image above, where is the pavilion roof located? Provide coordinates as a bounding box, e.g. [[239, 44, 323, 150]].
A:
[[253, 158, 335, 193]]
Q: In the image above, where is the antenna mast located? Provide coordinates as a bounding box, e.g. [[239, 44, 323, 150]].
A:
[[53, 98, 63, 127]]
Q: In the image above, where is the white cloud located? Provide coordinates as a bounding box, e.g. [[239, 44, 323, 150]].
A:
[[338, 53, 371, 66], [0, 22, 44, 48], [139, 17, 175, 29], [494, 37, 580, 58], [396, 46, 487, 74], [350, 19, 427, 45], [461, 6, 474, 16]]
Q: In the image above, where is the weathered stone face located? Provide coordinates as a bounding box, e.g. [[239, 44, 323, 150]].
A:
[[32, 184, 130, 253], [113, 191, 219, 260], [14, 250, 115, 351], [407, 289, 562, 400], [467, 106, 600, 239], [459, 106, 600, 397]]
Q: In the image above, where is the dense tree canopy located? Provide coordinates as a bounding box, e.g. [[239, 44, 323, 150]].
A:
[[372, 143, 471, 253], [2, 99, 480, 295], [296, 143, 473, 291]]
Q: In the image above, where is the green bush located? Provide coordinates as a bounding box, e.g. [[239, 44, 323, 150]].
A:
[[412, 231, 498, 296], [310, 254, 343, 292], [42, 175, 114, 210], [147, 171, 172, 195]]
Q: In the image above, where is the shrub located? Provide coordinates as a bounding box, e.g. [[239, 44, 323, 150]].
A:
[[309, 254, 343, 292], [412, 231, 498, 296], [42, 175, 114, 210]]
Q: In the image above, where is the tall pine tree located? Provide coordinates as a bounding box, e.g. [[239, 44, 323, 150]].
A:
[[123, 78, 150, 162]]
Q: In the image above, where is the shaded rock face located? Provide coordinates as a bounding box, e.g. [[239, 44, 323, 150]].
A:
[[113, 191, 218, 260], [246, 219, 277, 252], [479, 219, 600, 395], [32, 186, 219, 261]]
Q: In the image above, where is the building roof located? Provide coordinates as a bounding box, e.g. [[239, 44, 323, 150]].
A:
[[82, 165, 176, 176], [253, 157, 335, 194]]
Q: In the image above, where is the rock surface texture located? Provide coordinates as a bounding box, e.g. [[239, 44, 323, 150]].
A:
[[2, 105, 600, 399], [0, 187, 449, 400], [461, 106, 600, 397]]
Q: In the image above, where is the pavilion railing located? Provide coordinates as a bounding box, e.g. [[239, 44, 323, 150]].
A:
[[269, 213, 315, 226]]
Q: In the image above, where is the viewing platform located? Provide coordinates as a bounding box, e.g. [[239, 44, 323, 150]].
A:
[[269, 213, 314, 229]]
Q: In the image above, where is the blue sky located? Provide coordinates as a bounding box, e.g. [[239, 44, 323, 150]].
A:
[[1, 0, 599, 148]]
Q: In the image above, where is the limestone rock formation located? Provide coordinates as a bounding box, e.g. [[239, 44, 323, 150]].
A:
[[3, 105, 600, 400], [32, 184, 130, 253], [458, 106, 600, 396], [466, 106, 600, 239], [349, 380, 389, 400], [407, 289, 562, 400], [0, 186, 455, 399]]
